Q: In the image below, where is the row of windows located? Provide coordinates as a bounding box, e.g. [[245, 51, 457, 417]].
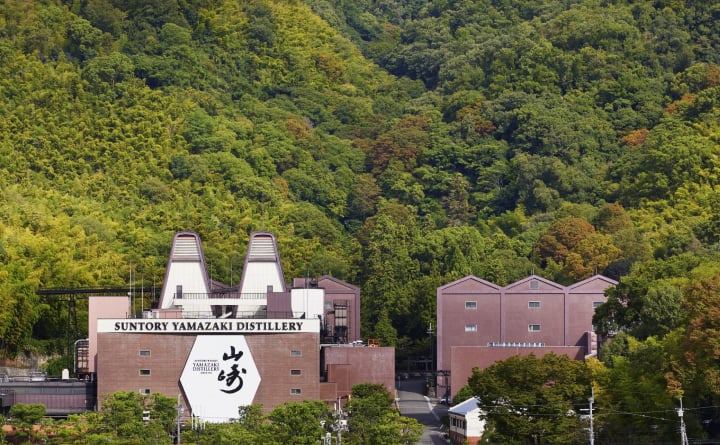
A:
[[137, 349, 305, 357], [464, 301, 603, 309], [464, 324, 541, 332], [136, 369, 304, 376], [450, 417, 467, 429], [135, 349, 304, 380], [138, 387, 304, 395]]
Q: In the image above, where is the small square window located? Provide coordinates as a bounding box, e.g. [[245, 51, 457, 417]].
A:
[[139, 388, 151, 395], [528, 301, 540, 309], [290, 369, 302, 376], [290, 350, 302, 357], [139, 350, 151, 357], [465, 301, 477, 310], [465, 324, 478, 332], [290, 388, 302, 395], [530, 280, 539, 289], [139, 369, 151, 376], [528, 324, 541, 332]]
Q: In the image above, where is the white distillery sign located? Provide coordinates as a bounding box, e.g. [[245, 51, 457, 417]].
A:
[[97, 318, 319, 334], [180, 335, 261, 422]]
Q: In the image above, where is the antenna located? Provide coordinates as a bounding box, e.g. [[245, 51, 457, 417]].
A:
[[129, 264, 133, 317], [260, 202, 266, 231]]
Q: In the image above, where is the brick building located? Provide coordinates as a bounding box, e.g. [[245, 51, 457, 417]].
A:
[[87, 231, 393, 422], [436, 274, 616, 399]]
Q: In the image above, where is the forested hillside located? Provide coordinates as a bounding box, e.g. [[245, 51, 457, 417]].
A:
[[1, 0, 720, 439]]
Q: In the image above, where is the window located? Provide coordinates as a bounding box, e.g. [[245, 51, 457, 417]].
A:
[[530, 280, 539, 289], [139, 369, 151, 376], [465, 324, 478, 332], [290, 369, 302, 376], [139, 388, 150, 395], [139, 350, 151, 357], [290, 388, 302, 395], [528, 301, 540, 309], [290, 350, 302, 357], [465, 301, 477, 310], [528, 324, 541, 332], [593, 301, 603, 309]]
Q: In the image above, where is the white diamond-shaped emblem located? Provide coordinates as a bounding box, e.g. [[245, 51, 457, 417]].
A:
[[180, 335, 260, 422]]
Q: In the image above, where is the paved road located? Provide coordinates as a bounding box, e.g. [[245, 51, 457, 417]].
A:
[[396, 378, 449, 445]]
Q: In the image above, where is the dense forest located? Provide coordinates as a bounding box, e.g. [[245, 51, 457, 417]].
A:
[[1, 0, 720, 441]]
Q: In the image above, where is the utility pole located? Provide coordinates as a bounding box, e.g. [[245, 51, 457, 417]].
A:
[[177, 394, 184, 445], [427, 323, 435, 397], [588, 387, 594, 445], [678, 397, 689, 445], [580, 387, 594, 445]]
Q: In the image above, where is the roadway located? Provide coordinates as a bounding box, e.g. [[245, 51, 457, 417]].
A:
[[396, 377, 449, 444]]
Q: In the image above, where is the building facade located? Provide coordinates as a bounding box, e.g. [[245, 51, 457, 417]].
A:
[[88, 231, 393, 422], [436, 274, 616, 399], [448, 397, 485, 444]]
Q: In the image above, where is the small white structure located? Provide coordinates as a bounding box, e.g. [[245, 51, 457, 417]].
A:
[[448, 397, 485, 444]]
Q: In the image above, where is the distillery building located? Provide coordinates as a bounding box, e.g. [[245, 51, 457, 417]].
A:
[[436, 274, 617, 399], [86, 231, 393, 422]]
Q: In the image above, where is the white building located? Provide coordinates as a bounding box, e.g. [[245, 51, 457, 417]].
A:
[[448, 397, 485, 444]]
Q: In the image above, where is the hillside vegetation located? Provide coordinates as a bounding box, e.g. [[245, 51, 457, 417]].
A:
[[2, 0, 720, 440]]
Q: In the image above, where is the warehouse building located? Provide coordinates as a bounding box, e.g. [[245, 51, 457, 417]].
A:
[[436, 274, 616, 399]]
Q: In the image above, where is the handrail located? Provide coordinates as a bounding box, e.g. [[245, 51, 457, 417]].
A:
[[174, 292, 267, 300]]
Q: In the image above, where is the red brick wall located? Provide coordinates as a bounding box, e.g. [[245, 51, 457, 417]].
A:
[[448, 346, 585, 398], [323, 346, 395, 396], [97, 332, 320, 413]]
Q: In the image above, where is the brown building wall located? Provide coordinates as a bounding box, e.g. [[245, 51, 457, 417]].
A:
[[326, 364, 351, 395], [323, 346, 395, 396], [319, 382, 338, 402], [437, 278, 502, 372], [97, 332, 320, 413], [566, 277, 612, 346], [503, 291, 566, 345], [318, 277, 361, 343], [292, 276, 361, 343], [88, 296, 130, 373], [448, 346, 585, 398], [437, 275, 616, 394]]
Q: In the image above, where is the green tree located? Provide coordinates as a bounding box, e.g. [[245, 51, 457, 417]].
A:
[[592, 337, 681, 444], [593, 254, 699, 340], [468, 353, 591, 445], [267, 400, 332, 445], [93, 391, 173, 444], [8, 403, 46, 443], [358, 202, 420, 344], [346, 383, 422, 445]]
